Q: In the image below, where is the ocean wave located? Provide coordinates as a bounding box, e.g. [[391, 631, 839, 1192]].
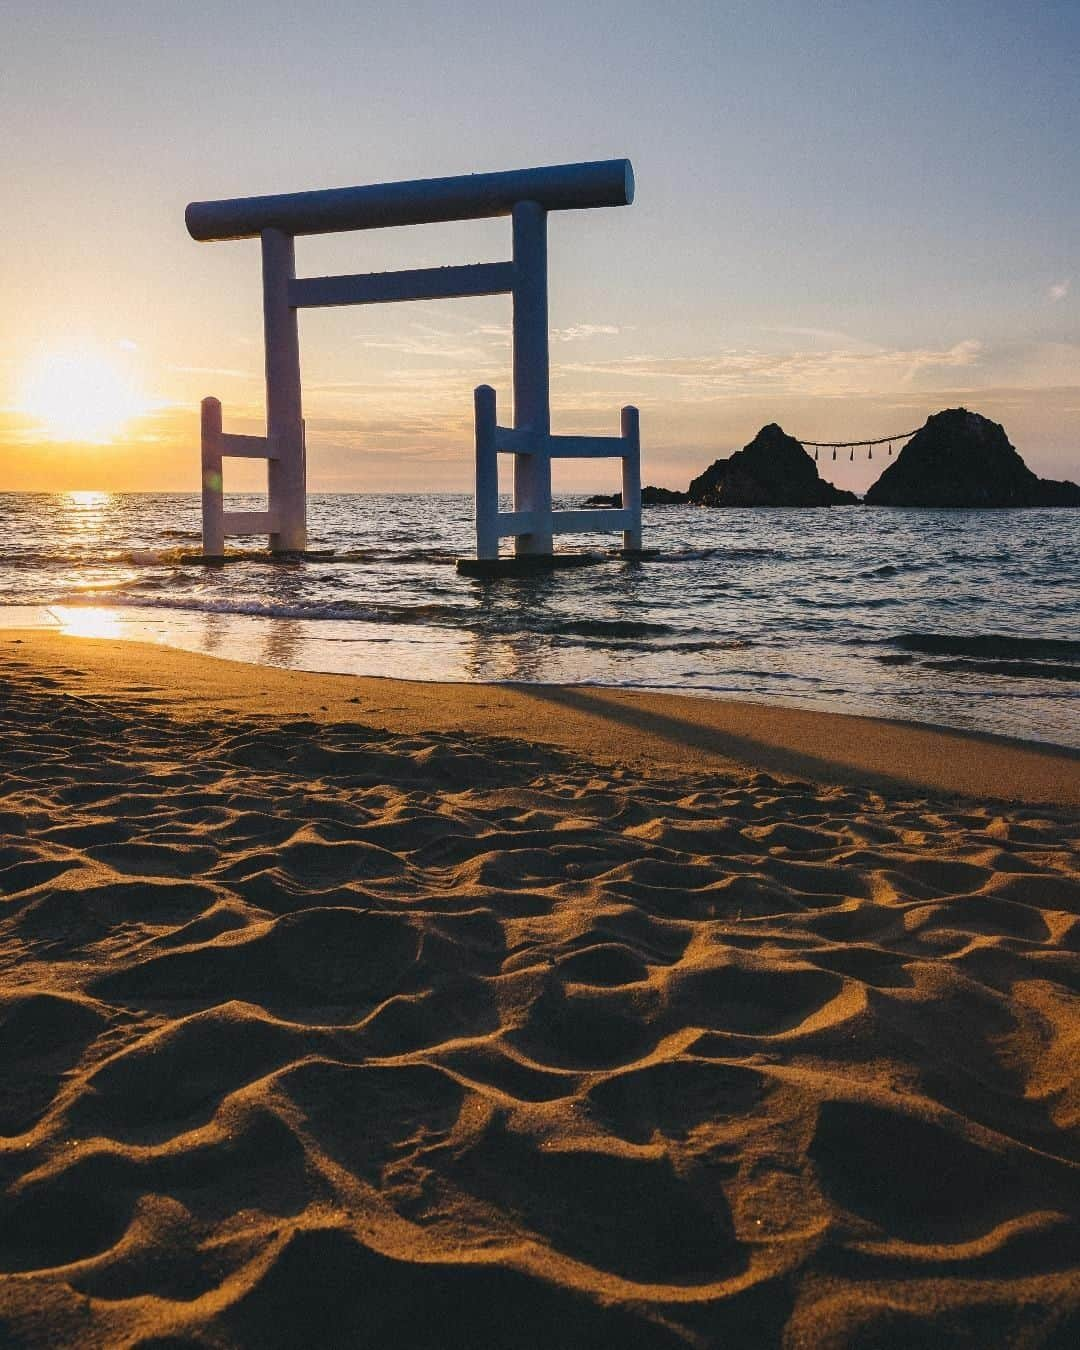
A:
[[319, 548, 461, 566], [648, 546, 780, 564], [530, 635, 753, 655], [8, 551, 134, 567], [795, 595, 901, 609], [537, 618, 677, 639], [664, 637, 753, 653], [53, 595, 397, 623], [62, 571, 186, 595], [855, 561, 930, 579], [887, 632, 1080, 662], [7, 548, 191, 567], [46, 593, 692, 641], [923, 659, 1080, 682], [4, 545, 460, 570]]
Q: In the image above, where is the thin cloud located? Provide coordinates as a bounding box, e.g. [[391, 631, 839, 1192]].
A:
[[761, 324, 871, 347], [351, 321, 513, 357], [1049, 279, 1071, 302], [552, 324, 621, 342], [353, 334, 487, 359], [169, 364, 258, 380], [468, 323, 511, 342], [558, 340, 984, 400], [353, 322, 609, 351]]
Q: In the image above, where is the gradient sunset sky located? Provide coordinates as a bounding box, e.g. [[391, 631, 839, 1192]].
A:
[[2, 0, 1077, 494]]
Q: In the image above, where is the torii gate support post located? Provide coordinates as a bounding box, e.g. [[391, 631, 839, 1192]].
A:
[[621, 404, 642, 551], [261, 228, 306, 552], [200, 396, 225, 556], [474, 384, 499, 559], [512, 201, 552, 555]]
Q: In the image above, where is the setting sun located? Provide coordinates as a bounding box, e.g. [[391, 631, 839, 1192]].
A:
[[19, 342, 149, 443]]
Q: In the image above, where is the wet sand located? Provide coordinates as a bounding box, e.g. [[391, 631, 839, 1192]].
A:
[[1, 630, 1078, 1347]]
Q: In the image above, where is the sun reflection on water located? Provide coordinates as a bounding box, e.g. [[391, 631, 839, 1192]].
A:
[[63, 489, 115, 531], [50, 606, 129, 640], [65, 490, 113, 508]]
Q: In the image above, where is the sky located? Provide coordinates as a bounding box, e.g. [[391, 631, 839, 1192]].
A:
[[1, 0, 1078, 494]]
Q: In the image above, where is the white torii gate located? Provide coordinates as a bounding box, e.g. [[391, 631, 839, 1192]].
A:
[[186, 159, 642, 566]]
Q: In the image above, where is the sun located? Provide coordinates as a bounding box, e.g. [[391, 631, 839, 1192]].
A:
[[20, 342, 150, 444]]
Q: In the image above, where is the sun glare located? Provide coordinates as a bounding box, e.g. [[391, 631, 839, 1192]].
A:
[[20, 343, 149, 443]]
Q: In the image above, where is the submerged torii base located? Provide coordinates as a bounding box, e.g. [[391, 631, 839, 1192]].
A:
[[185, 159, 643, 567]]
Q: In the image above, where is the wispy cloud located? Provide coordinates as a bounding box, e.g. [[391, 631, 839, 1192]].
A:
[[470, 323, 511, 342], [1049, 278, 1071, 302], [352, 334, 488, 359], [351, 320, 512, 359], [552, 324, 621, 342], [557, 340, 984, 401], [350, 321, 614, 354], [169, 364, 258, 380], [760, 324, 870, 347], [304, 409, 472, 453], [306, 358, 505, 406]]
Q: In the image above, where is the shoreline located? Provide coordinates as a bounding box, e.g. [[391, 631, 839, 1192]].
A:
[[3, 628, 1078, 806], [4, 493, 1077, 753]]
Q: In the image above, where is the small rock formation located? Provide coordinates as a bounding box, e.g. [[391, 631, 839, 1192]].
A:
[[688, 424, 857, 506], [865, 408, 1080, 507], [642, 485, 691, 505], [584, 485, 690, 507]]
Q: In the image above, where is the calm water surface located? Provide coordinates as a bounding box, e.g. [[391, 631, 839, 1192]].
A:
[[1, 491, 1077, 747]]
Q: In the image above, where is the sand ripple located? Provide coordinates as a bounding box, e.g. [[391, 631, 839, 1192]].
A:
[[1, 660, 1078, 1346]]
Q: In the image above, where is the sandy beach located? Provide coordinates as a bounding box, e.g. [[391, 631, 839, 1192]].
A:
[[1, 629, 1078, 1348]]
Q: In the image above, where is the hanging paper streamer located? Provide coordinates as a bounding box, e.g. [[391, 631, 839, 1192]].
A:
[[801, 428, 918, 464]]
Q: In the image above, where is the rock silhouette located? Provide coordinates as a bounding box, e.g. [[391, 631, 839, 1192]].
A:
[[641, 485, 690, 505], [865, 408, 1080, 507], [585, 485, 689, 507], [687, 424, 857, 506]]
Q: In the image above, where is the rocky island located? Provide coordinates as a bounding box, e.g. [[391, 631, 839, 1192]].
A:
[[864, 408, 1080, 507], [686, 423, 857, 506]]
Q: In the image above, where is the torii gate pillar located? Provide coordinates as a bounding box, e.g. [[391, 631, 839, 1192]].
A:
[[261, 228, 307, 551], [511, 201, 552, 555]]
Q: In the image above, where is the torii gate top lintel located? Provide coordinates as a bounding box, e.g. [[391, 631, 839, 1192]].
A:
[[187, 158, 641, 565], [186, 158, 634, 241]]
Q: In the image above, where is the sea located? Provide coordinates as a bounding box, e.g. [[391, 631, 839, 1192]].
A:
[[1, 491, 1077, 749]]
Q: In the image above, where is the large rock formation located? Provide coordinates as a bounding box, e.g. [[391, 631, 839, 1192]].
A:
[[865, 408, 1080, 507], [688, 424, 858, 506]]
